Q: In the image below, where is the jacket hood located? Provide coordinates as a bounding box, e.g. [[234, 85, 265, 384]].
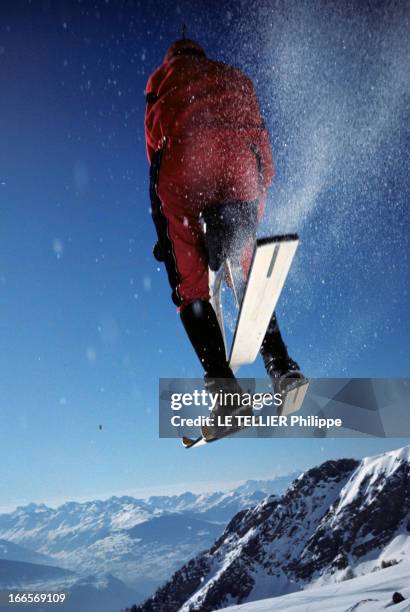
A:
[[164, 39, 206, 63]]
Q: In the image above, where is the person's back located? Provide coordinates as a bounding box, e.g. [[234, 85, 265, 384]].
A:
[[145, 39, 274, 210], [146, 43, 265, 142]]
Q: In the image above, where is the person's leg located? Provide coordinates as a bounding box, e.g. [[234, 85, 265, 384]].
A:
[[179, 299, 232, 378], [154, 199, 246, 431], [150, 152, 233, 378]]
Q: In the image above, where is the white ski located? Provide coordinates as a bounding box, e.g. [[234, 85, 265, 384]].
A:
[[182, 233, 307, 449], [229, 235, 299, 372], [209, 266, 228, 357]]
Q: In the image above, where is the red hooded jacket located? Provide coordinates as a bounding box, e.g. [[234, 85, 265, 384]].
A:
[[145, 40, 274, 212]]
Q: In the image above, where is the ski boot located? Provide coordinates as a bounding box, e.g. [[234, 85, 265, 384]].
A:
[[180, 300, 252, 441], [260, 313, 308, 415], [202, 370, 253, 441]]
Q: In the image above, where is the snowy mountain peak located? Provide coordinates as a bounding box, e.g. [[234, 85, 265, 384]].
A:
[[134, 446, 410, 611], [234, 473, 301, 497], [16, 502, 50, 514]]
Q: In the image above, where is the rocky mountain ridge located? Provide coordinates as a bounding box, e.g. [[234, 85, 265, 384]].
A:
[[134, 446, 410, 611]]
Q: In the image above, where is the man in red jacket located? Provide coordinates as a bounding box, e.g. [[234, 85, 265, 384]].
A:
[[145, 38, 302, 391]]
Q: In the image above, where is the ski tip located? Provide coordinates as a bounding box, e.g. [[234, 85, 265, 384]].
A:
[[182, 436, 199, 448], [182, 436, 208, 449]]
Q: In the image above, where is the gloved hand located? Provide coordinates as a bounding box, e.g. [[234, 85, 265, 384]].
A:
[[153, 241, 164, 262]]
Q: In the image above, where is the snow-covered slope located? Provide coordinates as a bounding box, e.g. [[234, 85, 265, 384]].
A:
[[0, 476, 296, 598], [135, 446, 410, 611], [0, 559, 138, 612], [220, 559, 410, 612]]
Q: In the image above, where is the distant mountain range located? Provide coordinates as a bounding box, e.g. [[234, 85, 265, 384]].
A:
[[134, 446, 410, 611], [0, 558, 138, 612], [0, 473, 298, 602]]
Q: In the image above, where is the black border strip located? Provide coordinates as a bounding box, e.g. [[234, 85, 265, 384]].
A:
[[257, 233, 299, 246]]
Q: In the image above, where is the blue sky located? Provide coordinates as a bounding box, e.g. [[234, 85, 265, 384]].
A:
[[0, 0, 409, 512]]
